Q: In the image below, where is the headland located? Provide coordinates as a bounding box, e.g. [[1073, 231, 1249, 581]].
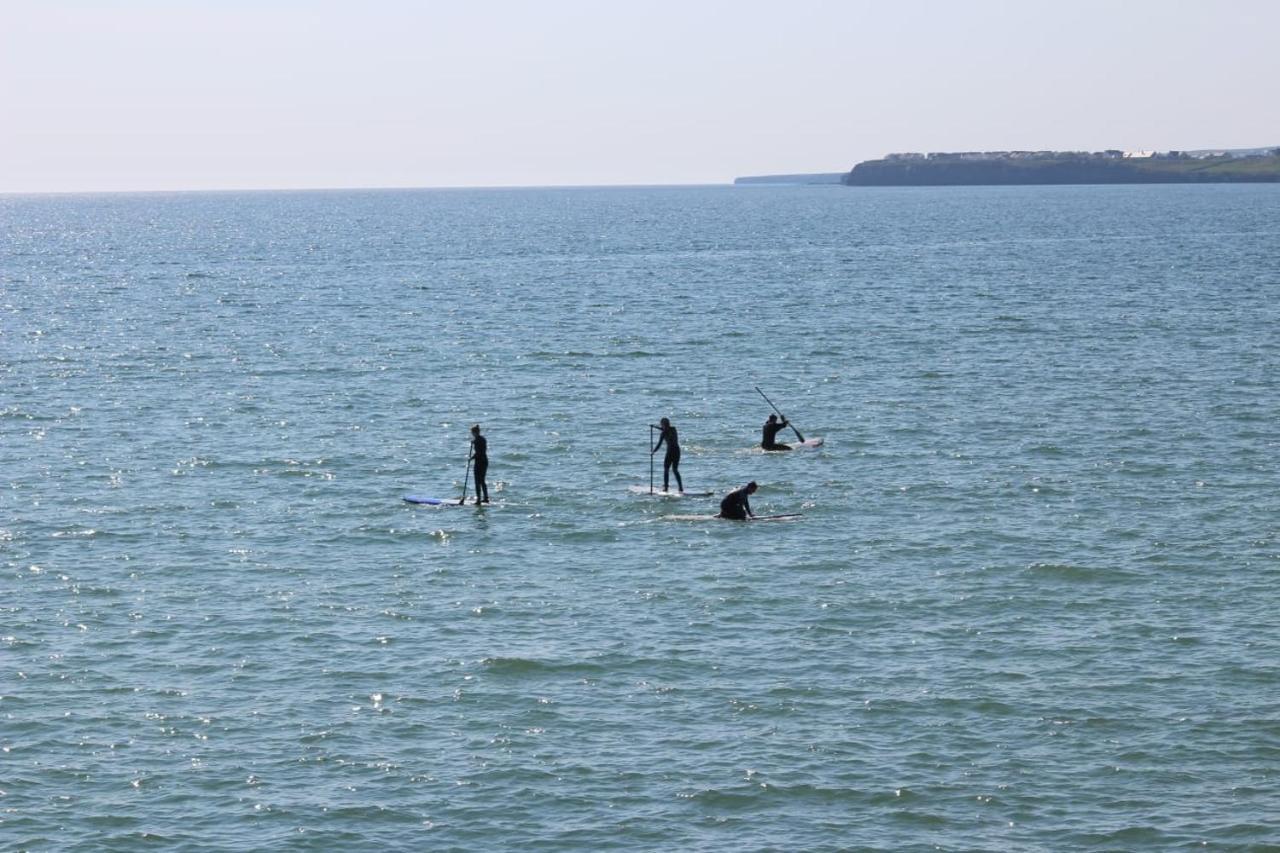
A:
[[841, 147, 1280, 186]]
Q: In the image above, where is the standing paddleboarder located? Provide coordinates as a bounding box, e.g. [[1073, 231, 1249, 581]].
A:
[[469, 424, 490, 504], [718, 481, 758, 520], [761, 413, 792, 451], [651, 417, 684, 493]]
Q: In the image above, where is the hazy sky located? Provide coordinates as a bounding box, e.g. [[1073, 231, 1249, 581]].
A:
[[2, 0, 1277, 192]]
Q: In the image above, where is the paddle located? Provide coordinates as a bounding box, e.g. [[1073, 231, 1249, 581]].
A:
[[458, 440, 474, 505], [755, 386, 806, 443], [649, 424, 655, 494]]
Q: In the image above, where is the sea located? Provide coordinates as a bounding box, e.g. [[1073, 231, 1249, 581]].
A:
[[2, 184, 1278, 850]]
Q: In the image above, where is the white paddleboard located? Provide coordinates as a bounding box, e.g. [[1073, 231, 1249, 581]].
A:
[[663, 513, 803, 522], [762, 437, 824, 451], [628, 486, 714, 498], [404, 495, 491, 506]]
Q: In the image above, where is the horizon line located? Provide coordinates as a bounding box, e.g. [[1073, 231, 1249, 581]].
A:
[[0, 180, 751, 198]]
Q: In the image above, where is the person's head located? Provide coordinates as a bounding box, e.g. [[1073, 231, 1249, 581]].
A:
[[746, 481, 758, 494], [767, 414, 778, 423], [470, 424, 481, 436], [660, 417, 670, 428]]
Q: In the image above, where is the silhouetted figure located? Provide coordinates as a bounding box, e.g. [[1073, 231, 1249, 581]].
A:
[[762, 414, 792, 451], [651, 417, 684, 493], [718, 481, 758, 520], [470, 424, 489, 504]]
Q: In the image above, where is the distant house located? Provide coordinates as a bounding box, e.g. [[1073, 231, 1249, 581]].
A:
[[1123, 151, 1155, 159]]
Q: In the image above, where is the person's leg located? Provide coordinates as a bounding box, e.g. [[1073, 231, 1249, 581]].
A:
[[671, 458, 683, 492], [475, 463, 488, 503], [662, 458, 671, 491]]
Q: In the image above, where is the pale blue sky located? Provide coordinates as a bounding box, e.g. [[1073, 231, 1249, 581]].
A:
[[2, 0, 1277, 192]]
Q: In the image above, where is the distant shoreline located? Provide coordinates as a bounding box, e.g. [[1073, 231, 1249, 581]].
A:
[[736, 146, 1280, 187], [844, 147, 1280, 186]]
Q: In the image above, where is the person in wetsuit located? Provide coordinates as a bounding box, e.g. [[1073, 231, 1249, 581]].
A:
[[762, 414, 792, 451], [469, 424, 489, 504], [718, 481, 758, 520], [651, 417, 684, 493]]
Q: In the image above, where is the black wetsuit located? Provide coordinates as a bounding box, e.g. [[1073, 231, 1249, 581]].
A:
[[471, 435, 489, 503], [652, 424, 684, 492], [762, 418, 791, 451], [718, 485, 753, 520]]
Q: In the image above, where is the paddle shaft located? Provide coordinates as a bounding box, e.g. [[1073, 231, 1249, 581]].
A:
[[459, 440, 474, 504], [755, 386, 805, 443], [649, 425, 655, 494]]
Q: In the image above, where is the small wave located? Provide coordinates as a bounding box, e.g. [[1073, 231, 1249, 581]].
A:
[[51, 528, 98, 538], [526, 349, 598, 358], [1024, 562, 1118, 582], [480, 656, 606, 676], [686, 782, 873, 808], [1025, 444, 1067, 457]]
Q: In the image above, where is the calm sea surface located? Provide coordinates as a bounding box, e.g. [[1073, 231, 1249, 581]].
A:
[[2, 185, 1278, 850]]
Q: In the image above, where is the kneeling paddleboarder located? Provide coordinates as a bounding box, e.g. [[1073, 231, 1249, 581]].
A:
[[718, 481, 758, 520], [761, 414, 792, 451]]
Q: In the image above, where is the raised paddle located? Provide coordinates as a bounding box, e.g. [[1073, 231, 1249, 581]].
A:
[[458, 441, 474, 505], [755, 386, 806, 443]]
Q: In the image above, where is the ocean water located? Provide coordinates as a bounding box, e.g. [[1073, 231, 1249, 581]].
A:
[[2, 184, 1278, 850]]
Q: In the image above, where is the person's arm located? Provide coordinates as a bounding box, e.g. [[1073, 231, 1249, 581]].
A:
[[745, 495, 753, 518], [652, 427, 665, 454]]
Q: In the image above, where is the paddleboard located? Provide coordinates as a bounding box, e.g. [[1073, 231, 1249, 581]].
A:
[[752, 438, 824, 450], [627, 486, 714, 497], [664, 513, 803, 522], [403, 495, 477, 506]]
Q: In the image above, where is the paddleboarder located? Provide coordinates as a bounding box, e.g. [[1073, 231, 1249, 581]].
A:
[[761, 413, 792, 451], [718, 481, 758, 520], [651, 417, 684, 493], [469, 424, 489, 504]]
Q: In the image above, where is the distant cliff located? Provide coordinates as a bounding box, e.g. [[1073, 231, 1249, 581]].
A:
[[843, 149, 1280, 186]]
